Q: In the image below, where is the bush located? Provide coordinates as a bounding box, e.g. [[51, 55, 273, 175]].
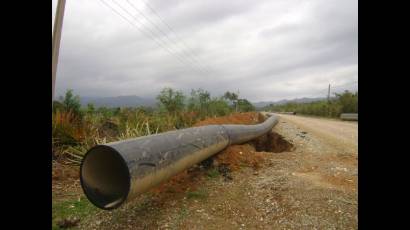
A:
[[237, 99, 255, 112], [157, 87, 185, 114]]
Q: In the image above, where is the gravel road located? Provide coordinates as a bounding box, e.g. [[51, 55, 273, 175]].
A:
[[277, 114, 357, 149]]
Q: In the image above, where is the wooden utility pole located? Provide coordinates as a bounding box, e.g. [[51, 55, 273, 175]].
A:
[[52, 0, 66, 102]]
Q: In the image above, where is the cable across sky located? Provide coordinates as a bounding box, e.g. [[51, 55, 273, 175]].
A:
[[99, 0, 210, 76]]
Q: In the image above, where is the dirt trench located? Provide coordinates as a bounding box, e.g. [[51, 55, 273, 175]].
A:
[[249, 131, 294, 153]]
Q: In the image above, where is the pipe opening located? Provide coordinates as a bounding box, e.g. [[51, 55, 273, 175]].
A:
[[80, 145, 130, 210]]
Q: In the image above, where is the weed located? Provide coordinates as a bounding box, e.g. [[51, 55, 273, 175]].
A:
[[52, 196, 97, 230], [207, 168, 220, 178], [186, 189, 208, 199]]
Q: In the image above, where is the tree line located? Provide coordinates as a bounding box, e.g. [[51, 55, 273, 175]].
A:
[[263, 90, 358, 118]]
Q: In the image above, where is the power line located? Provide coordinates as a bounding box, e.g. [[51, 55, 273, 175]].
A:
[[110, 0, 208, 75], [139, 0, 212, 73], [331, 81, 358, 90], [308, 81, 358, 97], [99, 0, 206, 75], [108, 0, 205, 74], [126, 0, 211, 74]]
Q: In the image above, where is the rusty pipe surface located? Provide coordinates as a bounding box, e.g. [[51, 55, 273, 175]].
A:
[[80, 113, 278, 210]]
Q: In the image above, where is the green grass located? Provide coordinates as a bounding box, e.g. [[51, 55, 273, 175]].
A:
[[173, 207, 189, 229], [206, 168, 220, 178], [52, 196, 98, 230], [186, 189, 208, 199]]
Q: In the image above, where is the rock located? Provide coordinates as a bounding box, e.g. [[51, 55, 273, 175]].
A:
[[57, 217, 80, 228]]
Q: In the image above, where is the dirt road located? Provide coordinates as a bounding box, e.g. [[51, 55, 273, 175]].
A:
[[277, 114, 357, 149], [76, 113, 358, 229]]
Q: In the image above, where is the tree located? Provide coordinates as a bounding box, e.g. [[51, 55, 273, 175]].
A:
[[188, 88, 211, 118], [86, 103, 95, 114], [335, 90, 358, 113], [208, 97, 232, 116], [223, 91, 239, 112], [237, 99, 255, 112], [156, 87, 185, 114], [60, 89, 82, 117]]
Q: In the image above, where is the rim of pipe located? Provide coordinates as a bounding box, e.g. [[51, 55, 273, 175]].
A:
[[80, 145, 131, 210]]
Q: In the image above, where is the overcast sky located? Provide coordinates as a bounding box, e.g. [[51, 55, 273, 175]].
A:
[[52, 0, 357, 102]]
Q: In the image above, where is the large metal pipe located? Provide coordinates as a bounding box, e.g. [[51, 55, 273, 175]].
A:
[[80, 113, 278, 210]]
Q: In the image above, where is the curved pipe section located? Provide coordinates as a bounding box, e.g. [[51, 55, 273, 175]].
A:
[[80, 113, 278, 210]]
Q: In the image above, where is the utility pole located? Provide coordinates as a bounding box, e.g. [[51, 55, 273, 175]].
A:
[[327, 84, 331, 102], [236, 89, 239, 112], [52, 0, 66, 103], [327, 84, 331, 117]]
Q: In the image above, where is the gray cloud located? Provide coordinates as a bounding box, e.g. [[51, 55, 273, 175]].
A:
[[53, 0, 357, 102]]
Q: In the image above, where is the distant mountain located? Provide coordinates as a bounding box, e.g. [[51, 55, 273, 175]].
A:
[[80, 95, 156, 108], [252, 97, 327, 108]]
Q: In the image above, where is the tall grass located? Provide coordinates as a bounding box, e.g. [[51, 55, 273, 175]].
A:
[[52, 109, 203, 165], [52, 110, 85, 147], [52, 87, 256, 165]]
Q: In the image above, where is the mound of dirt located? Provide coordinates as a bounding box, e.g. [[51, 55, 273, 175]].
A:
[[151, 112, 265, 195], [250, 131, 294, 153], [194, 111, 293, 170], [213, 144, 266, 171], [193, 112, 265, 126], [152, 112, 293, 194]]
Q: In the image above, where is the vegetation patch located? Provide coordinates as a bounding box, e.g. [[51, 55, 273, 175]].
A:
[[52, 197, 98, 230], [263, 90, 358, 118], [206, 168, 220, 178], [52, 88, 255, 167], [186, 188, 208, 199]]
